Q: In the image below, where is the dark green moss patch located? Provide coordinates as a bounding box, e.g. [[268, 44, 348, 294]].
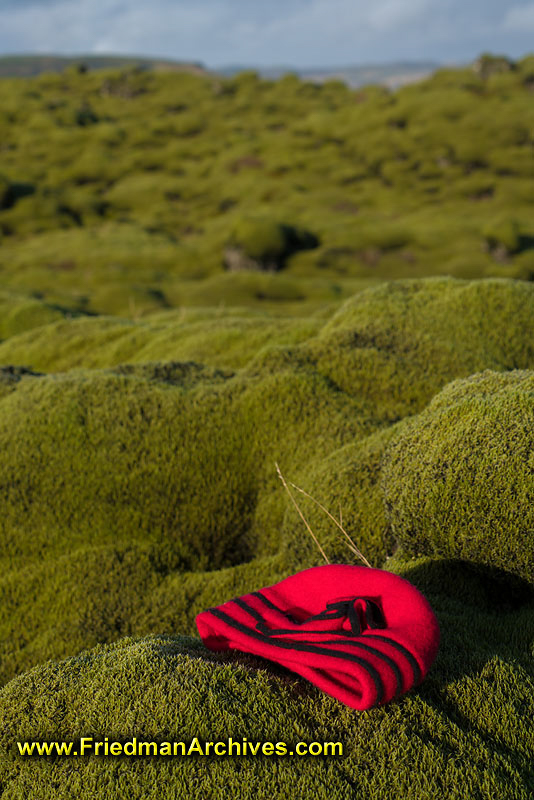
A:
[[224, 217, 319, 272]]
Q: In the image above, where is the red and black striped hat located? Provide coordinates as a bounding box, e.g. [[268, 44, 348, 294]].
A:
[[196, 565, 440, 710]]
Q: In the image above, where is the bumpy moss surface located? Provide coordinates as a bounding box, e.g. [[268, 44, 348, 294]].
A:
[[1, 556, 532, 800], [1, 59, 534, 315], [1, 53, 534, 797], [0, 353, 387, 684], [225, 217, 319, 271], [0, 291, 80, 339], [3, 276, 534, 388], [0, 277, 534, 691], [382, 370, 534, 582], [0, 272, 533, 795]]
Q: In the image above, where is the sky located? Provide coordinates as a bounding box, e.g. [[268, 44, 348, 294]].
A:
[[0, 0, 533, 68]]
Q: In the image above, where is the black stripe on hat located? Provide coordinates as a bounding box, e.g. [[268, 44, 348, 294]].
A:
[[251, 591, 386, 630], [204, 606, 385, 705], [307, 637, 403, 698], [234, 597, 403, 698], [251, 591, 284, 611], [364, 634, 422, 686], [233, 597, 358, 638], [249, 593, 386, 636], [251, 590, 422, 687]]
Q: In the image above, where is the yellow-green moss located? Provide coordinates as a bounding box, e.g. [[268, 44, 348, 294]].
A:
[[382, 370, 534, 582], [1, 554, 532, 799]]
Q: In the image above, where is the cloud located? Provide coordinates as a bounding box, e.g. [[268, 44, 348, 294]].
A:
[[90, 2, 228, 57], [0, 0, 229, 60], [0, 0, 530, 66], [503, 4, 534, 32], [208, 0, 441, 63], [367, 0, 434, 32]]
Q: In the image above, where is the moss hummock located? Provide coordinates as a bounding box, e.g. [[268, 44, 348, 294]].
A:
[[382, 370, 534, 582], [0, 277, 533, 795], [0, 556, 532, 800], [1, 278, 534, 686]]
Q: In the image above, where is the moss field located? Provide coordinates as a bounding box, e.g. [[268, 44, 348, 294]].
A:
[[0, 55, 533, 799]]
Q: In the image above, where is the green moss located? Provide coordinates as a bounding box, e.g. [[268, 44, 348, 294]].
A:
[[4, 275, 534, 415], [0, 309, 320, 372], [0, 349, 385, 577], [1, 60, 533, 311], [473, 53, 516, 81], [0, 544, 158, 684], [226, 216, 319, 271], [0, 366, 252, 571], [483, 217, 521, 255], [0, 365, 43, 400], [382, 370, 534, 582], [309, 277, 534, 418], [0, 345, 395, 683], [0, 292, 79, 338], [0, 554, 532, 799], [273, 427, 398, 570]]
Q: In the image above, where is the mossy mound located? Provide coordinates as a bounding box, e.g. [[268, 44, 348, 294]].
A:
[[0, 365, 43, 400], [483, 216, 522, 258], [272, 427, 398, 569], [306, 277, 534, 419], [1, 556, 532, 800], [0, 354, 389, 683], [3, 278, 534, 400], [224, 217, 319, 272], [0, 308, 321, 373], [382, 370, 534, 583], [0, 540, 289, 686], [0, 291, 80, 339], [0, 358, 380, 573]]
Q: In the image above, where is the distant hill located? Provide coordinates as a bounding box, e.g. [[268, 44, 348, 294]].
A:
[[0, 54, 209, 78], [217, 61, 442, 88], [0, 54, 443, 88]]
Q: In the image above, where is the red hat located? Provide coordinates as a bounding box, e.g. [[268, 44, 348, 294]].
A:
[[196, 565, 440, 710]]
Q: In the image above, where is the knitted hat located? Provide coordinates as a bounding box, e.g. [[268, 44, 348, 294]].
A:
[[196, 565, 440, 710]]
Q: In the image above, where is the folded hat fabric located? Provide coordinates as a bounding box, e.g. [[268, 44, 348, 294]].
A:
[[196, 565, 440, 710]]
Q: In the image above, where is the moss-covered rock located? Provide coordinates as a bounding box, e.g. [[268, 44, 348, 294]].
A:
[[0, 352, 384, 683], [0, 291, 78, 338], [308, 277, 534, 419], [0, 309, 320, 372], [382, 370, 534, 583], [1, 555, 532, 799], [0, 365, 43, 400], [473, 53, 516, 81], [483, 217, 521, 260], [4, 277, 534, 403], [224, 217, 319, 272]]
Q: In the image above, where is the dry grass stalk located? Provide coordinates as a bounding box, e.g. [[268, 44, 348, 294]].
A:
[[288, 480, 372, 567], [275, 462, 330, 565], [275, 463, 372, 568]]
